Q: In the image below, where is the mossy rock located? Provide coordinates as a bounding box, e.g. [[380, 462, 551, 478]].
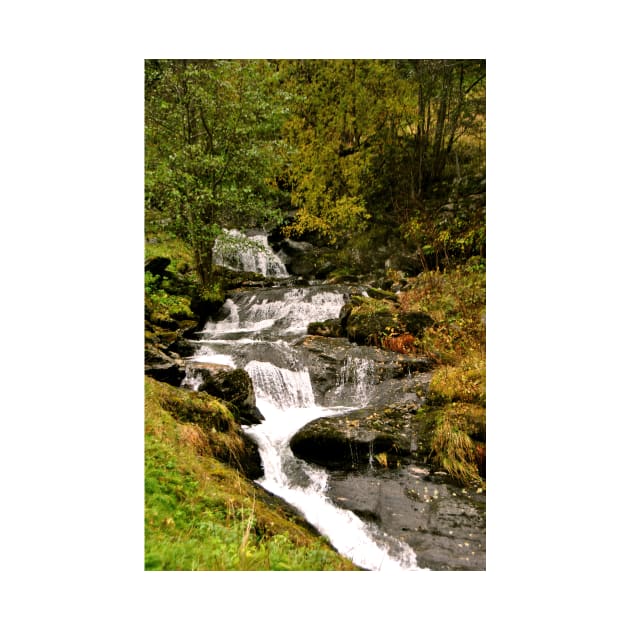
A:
[[366, 287, 398, 302], [346, 311, 397, 345], [307, 319, 343, 337], [189, 365, 265, 426], [399, 311, 434, 336], [144, 256, 171, 276], [148, 312, 180, 330], [153, 379, 263, 478], [190, 285, 226, 321], [290, 403, 431, 471]]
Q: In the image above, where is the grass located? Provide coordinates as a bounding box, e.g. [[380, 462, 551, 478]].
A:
[[426, 351, 486, 406], [421, 402, 485, 487], [145, 377, 358, 571]]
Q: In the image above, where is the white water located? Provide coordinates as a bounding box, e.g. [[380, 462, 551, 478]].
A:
[[334, 357, 376, 408], [200, 288, 347, 338], [213, 229, 289, 277], [244, 386, 421, 571]]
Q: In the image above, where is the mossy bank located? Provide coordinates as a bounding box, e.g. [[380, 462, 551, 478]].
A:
[[145, 377, 357, 570]]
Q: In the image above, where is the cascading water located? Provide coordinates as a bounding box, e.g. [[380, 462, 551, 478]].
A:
[[184, 235, 423, 571], [213, 229, 289, 277], [334, 357, 376, 408]]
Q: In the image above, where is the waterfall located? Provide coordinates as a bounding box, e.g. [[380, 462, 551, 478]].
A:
[[199, 286, 347, 339], [213, 229, 288, 277], [245, 361, 315, 410], [185, 281, 423, 571], [334, 357, 376, 407]]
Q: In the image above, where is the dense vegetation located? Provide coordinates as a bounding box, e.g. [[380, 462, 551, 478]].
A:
[[145, 59, 485, 286]]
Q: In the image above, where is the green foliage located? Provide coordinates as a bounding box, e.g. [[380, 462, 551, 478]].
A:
[[145, 271, 194, 321], [279, 60, 386, 243], [276, 59, 485, 268], [145, 60, 289, 286], [146, 59, 485, 276]]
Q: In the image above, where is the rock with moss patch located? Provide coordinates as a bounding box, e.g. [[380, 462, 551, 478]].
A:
[[306, 319, 343, 337], [185, 364, 265, 426], [346, 310, 398, 344], [145, 256, 171, 276], [289, 403, 433, 471]]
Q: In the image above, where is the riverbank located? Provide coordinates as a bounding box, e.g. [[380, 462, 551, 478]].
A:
[[145, 377, 358, 570]]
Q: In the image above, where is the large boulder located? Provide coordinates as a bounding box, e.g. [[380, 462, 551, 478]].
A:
[[153, 379, 263, 480], [326, 466, 486, 570], [183, 363, 265, 426], [289, 402, 433, 471], [296, 335, 433, 408], [340, 295, 399, 345]]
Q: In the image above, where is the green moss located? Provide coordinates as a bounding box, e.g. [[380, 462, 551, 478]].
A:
[[144, 227, 196, 276]]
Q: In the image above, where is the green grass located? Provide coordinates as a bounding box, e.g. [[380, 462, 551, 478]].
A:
[[145, 377, 358, 571]]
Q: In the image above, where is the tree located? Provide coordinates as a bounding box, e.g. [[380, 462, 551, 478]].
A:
[[145, 59, 287, 286], [278, 60, 386, 244], [367, 59, 486, 267]]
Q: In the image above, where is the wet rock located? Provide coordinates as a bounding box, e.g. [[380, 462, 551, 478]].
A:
[[240, 432, 265, 479], [165, 328, 198, 358], [297, 335, 433, 407], [327, 466, 486, 570], [289, 402, 433, 470], [144, 345, 186, 386]]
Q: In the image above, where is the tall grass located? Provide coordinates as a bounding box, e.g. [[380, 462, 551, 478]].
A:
[[428, 410, 483, 487]]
